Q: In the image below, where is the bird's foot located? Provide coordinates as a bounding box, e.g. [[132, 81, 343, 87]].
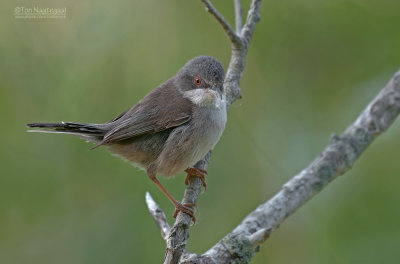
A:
[[173, 203, 196, 223], [184, 168, 207, 190], [147, 172, 197, 223]]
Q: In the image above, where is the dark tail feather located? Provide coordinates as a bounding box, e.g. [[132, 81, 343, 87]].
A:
[[26, 122, 106, 144]]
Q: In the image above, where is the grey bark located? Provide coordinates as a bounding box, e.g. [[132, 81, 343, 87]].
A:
[[146, 0, 400, 263]]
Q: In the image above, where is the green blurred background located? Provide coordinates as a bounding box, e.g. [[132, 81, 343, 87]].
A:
[[1, 0, 400, 263]]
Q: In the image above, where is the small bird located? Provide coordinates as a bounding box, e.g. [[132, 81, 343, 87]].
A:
[[27, 56, 227, 221]]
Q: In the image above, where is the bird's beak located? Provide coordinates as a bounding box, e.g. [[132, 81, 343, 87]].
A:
[[211, 85, 222, 92]]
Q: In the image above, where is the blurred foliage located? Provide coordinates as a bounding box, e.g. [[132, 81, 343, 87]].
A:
[[1, 0, 400, 263]]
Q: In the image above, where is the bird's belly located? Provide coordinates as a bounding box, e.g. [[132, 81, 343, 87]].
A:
[[155, 104, 227, 177], [189, 112, 225, 164], [105, 129, 172, 170]]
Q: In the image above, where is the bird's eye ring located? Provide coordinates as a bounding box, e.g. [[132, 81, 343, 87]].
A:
[[194, 76, 202, 87]]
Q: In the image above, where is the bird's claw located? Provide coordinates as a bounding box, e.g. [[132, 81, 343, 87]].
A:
[[185, 168, 208, 190], [173, 203, 196, 223]]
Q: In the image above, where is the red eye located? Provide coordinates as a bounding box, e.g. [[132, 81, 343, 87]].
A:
[[194, 76, 202, 87]]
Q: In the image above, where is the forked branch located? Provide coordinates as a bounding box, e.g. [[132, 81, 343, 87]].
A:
[[200, 0, 243, 46]]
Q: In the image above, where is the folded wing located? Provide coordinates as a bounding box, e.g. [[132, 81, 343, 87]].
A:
[[97, 80, 193, 146]]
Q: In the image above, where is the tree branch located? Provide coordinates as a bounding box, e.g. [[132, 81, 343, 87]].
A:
[[182, 70, 400, 263], [145, 192, 170, 241], [241, 0, 262, 46], [200, 0, 243, 46], [234, 0, 243, 34], [163, 152, 211, 264]]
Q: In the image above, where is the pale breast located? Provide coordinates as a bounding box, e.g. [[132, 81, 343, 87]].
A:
[[154, 89, 227, 177], [185, 89, 227, 166]]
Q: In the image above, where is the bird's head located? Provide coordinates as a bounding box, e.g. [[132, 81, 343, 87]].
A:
[[175, 55, 225, 96]]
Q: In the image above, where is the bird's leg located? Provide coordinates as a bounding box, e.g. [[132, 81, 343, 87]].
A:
[[147, 173, 196, 222], [185, 167, 208, 191]]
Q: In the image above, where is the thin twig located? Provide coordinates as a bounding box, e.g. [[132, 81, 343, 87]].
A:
[[241, 0, 262, 46], [234, 0, 243, 34], [145, 192, 171, 240], [200, 0, 243, 46]]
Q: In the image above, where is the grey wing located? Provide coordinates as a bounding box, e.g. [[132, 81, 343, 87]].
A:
[[102, 111, 191, 143], [98, 84, 193, 145]]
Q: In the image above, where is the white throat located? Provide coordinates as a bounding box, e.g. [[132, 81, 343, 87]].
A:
[[183, 88, 225, 108]]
